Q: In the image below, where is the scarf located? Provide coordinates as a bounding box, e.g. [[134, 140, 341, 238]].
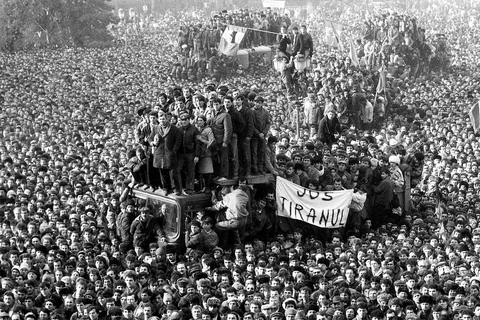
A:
[[158, 123, 171, 138]]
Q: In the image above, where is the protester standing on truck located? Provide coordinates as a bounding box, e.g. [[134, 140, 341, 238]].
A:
[[150, 113, 182, 195]]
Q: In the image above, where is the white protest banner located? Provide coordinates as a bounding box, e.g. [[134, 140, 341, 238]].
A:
[[276, 177, 353, 228], [263, 0, 286, 8]]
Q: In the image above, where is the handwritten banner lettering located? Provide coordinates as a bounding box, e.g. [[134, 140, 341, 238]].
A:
[[276, 177, 353, 228]]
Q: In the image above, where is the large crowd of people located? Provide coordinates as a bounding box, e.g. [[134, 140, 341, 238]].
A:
[[1, 1, 480, 320]]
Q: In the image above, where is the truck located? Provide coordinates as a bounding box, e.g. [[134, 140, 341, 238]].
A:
[[128, 174, 273, 252]]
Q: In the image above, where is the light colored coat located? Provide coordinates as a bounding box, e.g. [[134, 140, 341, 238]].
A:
[[303, 98, 320, 125]]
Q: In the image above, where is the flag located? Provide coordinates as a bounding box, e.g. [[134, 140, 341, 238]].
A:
[[376, 66, 386, 93], [349, 40, 359, 66], [469, 102, 480, 131], [219, 25, 246, 56], [325, 20, 343, 50]]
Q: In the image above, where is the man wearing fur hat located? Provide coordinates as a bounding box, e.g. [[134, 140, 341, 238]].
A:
[[418, 295, 434, 319]]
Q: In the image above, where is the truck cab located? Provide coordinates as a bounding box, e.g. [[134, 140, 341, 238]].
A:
[[130, 188, 212, 252], [130, 174, 272, 252]]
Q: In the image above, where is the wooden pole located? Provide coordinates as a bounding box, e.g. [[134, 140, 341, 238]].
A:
[[296, 106, 300, 140], [227, 24, 281, 35]]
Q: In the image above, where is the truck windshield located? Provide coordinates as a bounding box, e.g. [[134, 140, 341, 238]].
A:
[[148, 198, 179, 240], [134, 193, 180, 241]]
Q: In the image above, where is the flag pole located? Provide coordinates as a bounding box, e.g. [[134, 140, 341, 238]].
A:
[[324, 19, 347, 28], [374, 64, 384, 104], [227, 24, 281, 35]]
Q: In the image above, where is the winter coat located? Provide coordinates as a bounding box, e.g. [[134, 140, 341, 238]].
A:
[[211, 189, 249, 221], [185, 230, 205, 252], [197, 126, 215, 158], [373, 177, 395, 208], [238, 105, 254, 140], [265, 144, 277, 174], [303, 99, 320, 125], [130, 214, 158, 248], [228, 107, 246, 137], [318, 116, 341, 145], [178, 123, 200, 156], [150, 124, 181, 169], [253, 107, 271, 138], [209, 110, 233, 145], [116, 211, 134, 243]]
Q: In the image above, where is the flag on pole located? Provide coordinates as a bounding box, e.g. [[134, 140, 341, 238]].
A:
[[376, 66, 386, 93], [469, 101, 480, 131], [325, 20, 343, 50], [219, 25, 246, 56], [349, 40, 359, 66]]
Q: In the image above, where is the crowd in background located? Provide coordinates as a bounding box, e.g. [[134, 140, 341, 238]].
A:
[[1, 0, 480, 320]]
